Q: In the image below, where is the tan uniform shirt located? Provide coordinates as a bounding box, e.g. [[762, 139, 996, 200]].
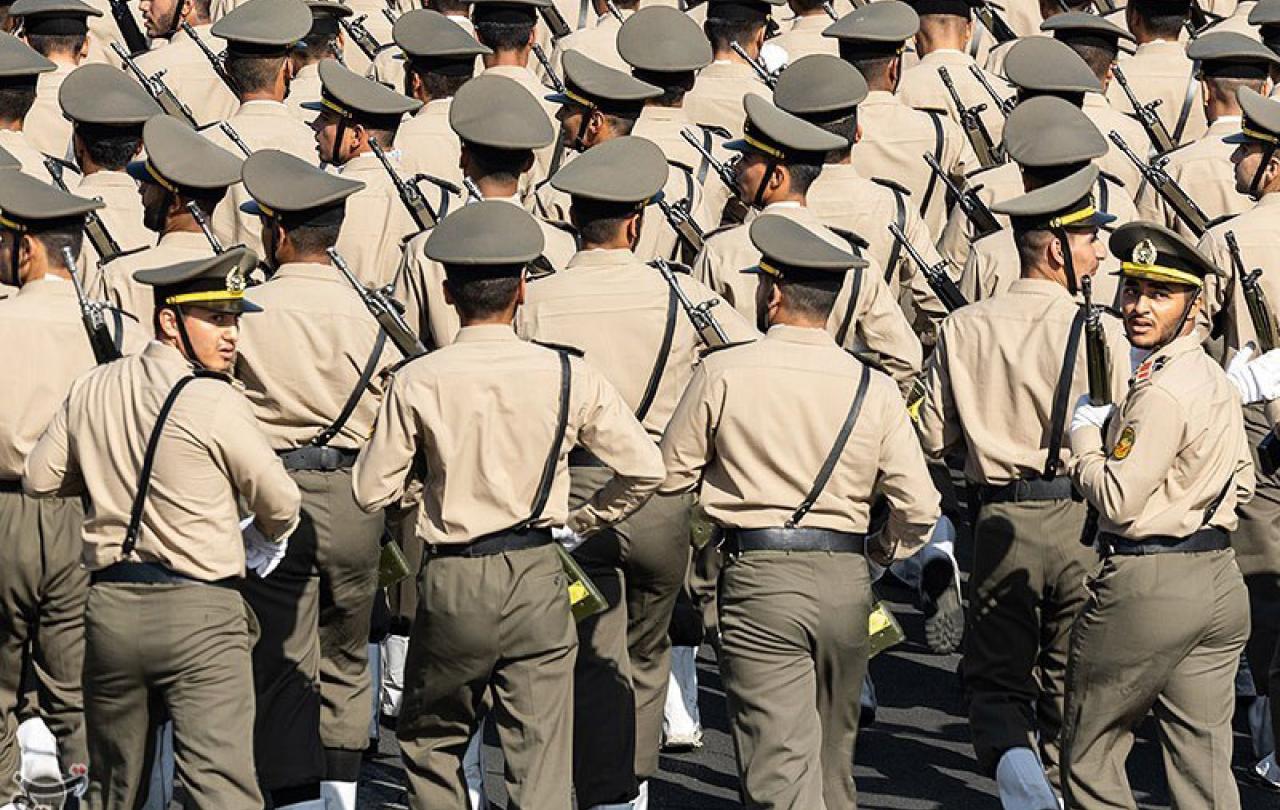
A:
[[683, 60, 771, 138], [917, 277, 1132, 484], [1104, 39, 1207, 149], [25, 61, 75, 161], [0, 128, 64, 181], [896, 48, 1010, 152], [352, 324, 666, 541], [1084, 91, 1151, 197], [852, 89, 976, 237], [1070, 334, 1254, 537], [632, 104, 734, 226], [658, 325, 940, 557], [395, 97, 464, 188], [24, 341, 301, 580], [692, 202, 923, 388], [284, 61, 323, 125], [395, 194, 576, 348], [1199, 193, 1280, 353], [479, 64, 560, 187], [234, 261, 397, 450], [772, 14, 837, 62], [334, 150, 421, 292], [134, 24, 239, 128], [549, 9, 631, 76], [0, 276, 147, 479], [1136, 115, 1249, 240], [100, 231, 213, 323], [78, 170, 154, 289], [515, 247, 759, 437]]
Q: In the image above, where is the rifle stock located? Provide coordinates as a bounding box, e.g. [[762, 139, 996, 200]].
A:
[[1081, 276, 1112, 405], [888, 222, 967, 312], [328, 248, 428, 359], [938, 66, 1000, 169], [1108, 131, 1208, 237], [923, 152, 1001, 240], [657, 199, 705, 257], [652, 259, 729, 348], [63, 246, 122, 365]]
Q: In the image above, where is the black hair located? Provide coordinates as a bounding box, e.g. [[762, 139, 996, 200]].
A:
[[0, 83, 37, 123], [225, 52, 287, 95], [75, 123, 143, 171], [569, 198, 641, 245], [474, 19, 535, 51], [444, 273, 522, 318]]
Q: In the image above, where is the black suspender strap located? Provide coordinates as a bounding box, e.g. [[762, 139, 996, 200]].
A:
[[1172, 61, 1199, 146], [918, 110, 946, 221], [787, 364, 872, 528], [110, 307, 125, 354], [122, 375, 202, 557], [1202, 470, 1236, 526], [634, 285, 678, 422], [520, 350, 572, 529], [308, 330, 388, 449], [885, 187, 907, 285], [1043, 308, 1088, 479], [834, 267, 866, 348]]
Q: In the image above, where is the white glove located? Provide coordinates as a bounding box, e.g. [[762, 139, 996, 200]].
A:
[[1070, 393, 1114, 434], [242, 516, 289, 578], [759, 43, 788, 75], [552, 525, 586, 552], [1227, 344, 1280, 404]]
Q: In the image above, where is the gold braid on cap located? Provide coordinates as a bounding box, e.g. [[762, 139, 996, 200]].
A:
[[1120, 238, 1203, 288]]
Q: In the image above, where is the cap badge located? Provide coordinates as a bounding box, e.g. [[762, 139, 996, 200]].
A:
[[1132, 239, 1157, 267], [225, 265, 247, 293]]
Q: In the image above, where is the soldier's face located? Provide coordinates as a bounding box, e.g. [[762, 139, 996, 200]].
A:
[[141, 0, 181, 37], [1120, 278, 1200, 349], [1064, 228, 1105, 281], [311, 109, 345, 163], [170, 306, 241, 371], [1231, 142, 1276, 195], [555, 104, 589, 150], [733, 152, 774, 203]]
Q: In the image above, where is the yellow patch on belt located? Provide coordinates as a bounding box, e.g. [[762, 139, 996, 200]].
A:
[[1112, 425, 1136, 460]]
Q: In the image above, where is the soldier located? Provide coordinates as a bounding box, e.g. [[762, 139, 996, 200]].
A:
[[284, 0, 351, 124], [102, 114, 241, 321], [692, 94, 923, 392], [770, 0, 837, 62], [1136, 32, 1275, 237], [132, 0, 238, 128], [825, 0, 974, 238], [1061, 222, 1253, 810], [916, 165, 1131, 809], [0, 171, 146, 804], [352, 200, 665, 810], [0, 31, 57, 177], [682, 0, 777, 138], [305, 59, 421, 289], [392, 9, 490, 185], [396, 73, 575, 347], [1104, 0, 1209, 149], [58, 63, 160, 279], [548, 0, 634, 76], [234, 149, 396, 810], [10, 0, 99, 159], [517, 135, 756, 810], [1253, 0, 1280, 81], [205, 0, 317, 258], [981, 0, 1093, 76], [659, 213, 940, 810]]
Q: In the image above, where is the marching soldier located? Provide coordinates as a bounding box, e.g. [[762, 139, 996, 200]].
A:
[[102, 114, 241, 321], [23, 245, 301, 810], [824, 0, 975, 238], [682, 0, 778, 138], [392, 9, 490, 185], [516, 135, 756, 810], [548, 0, 634, 76], [396, 73, 574, 348], [916, 165, 1131, 809], [0, 31, 57, 177], [659, 213, 940, 810], [306, 59, 421, 288], [770, 0, 837, 61], [10, 0, 99, 159], [1254, 1, 1280, 79], [132, 0, 238, 128], [353, 200, 665, 810], [692, 94, 923, 392], [1061, 222, 1253, 810], [58, 63, 160, 280], [234, 149, 396, 810], [0, 172, 146, 801], [284, 0, 351, 124]]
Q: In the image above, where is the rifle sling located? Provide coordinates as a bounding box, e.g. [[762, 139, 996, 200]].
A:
[[787, 364, 872, 527], [123, 374, 205, 557], [635, 285, 679, 422], [308, 330, 388, 449], [885, 187, 907, 286], [1172, 60, 1199, 146], [517, 350, 572, 530], [835, 267, 866, 348], [918, 111, 946, 222], [1043, 307, 1088, 479]]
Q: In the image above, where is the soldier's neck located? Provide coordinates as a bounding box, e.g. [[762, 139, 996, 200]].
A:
[[0, 118, 21, 133], [914, 28, 967, 57], [485, 49, 529, 69], [470, 175, 519, 198]]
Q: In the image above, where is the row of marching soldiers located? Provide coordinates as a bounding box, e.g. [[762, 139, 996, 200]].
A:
[[1, 0, 1280, 806]]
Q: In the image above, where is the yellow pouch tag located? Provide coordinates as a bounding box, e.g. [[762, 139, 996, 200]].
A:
[[867, 600, 906, 658]]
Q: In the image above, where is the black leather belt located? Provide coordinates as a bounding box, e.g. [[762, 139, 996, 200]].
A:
[[429, 527, 554, 558], [90, 561, 233, 587], [277, 446, 359, 472], [722, 527, 867, 554], [568, 447, 607, 468], [1099, 527, 1230, 556], [0, 479, 20, 493], [977, 476, 1076, 504]]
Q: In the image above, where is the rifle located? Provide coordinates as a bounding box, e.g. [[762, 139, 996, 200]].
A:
[[108, 0, 148, 56], [888, 222, 967, 312], [652, 258, 729, 348], [605, 0, 625, 22], [112, 42, 198, 127], [531, 43, 565, 94], [539, 3, 573, 41], [382, 6, 399, 26], [1111, 64, 1176, 155], [923, 152, 1002, 240], [463, 176, 484, 202], [370, 139, 439, 231], [821, 0, 838, 19], [186, 201, 225, 253], [970, 0, 1018, 43], [656, 198, 705, 256], [1108, 131, 1208, 237], [1081, 275, 1112, 406], [216, 121, 252, 157], [63, 246, 122, 364], [327, 247, 428, 359], [340, 14, 384, 61], [730, 42, 777, 89], [1224, 230, 1280, 474], [45, 159, 124, 265], [680, 126, 751, 221], [938, 66, 1000, 169], [180, 21, 239, 96], [968, 64, 1014, 119]]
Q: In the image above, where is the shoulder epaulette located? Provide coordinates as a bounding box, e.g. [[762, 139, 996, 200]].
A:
[[695, 123, 732, 140], [702, 222, 739, 241], [650, 259, 693, 275], [844, 347, 887, 374], [99, 245, 148, 266], [870, 177, 912, 197], [533, 339, 585, 357], [827, 225, 869, 251], [528, 255, 556, 280], [1098, 169, 1126, 189], [700, 339, 752, 357], [193, 367, 232, 383], [385, 350, 431, 377]]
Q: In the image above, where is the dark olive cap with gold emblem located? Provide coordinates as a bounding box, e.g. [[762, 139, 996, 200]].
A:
[[126, 115, 243, 193], [239, 149, 364, 225], [1003, 95, 1106, 168], [549, 50, 661, 114], [550, 135, 668, 204], [424, 200, 545, 273], [823, 1, 918, 60], [468, 0, 551, 28], [1224, 86, 1280, 145], [0, 32, 54, 82], [1040, 12, 1134, 52], [1003, 37, 1101, 94], [59, 63, 161, 126], [773, 54, 868, 124], [1187, 32, 1280, 80], [0, 169, 101, 232], [394, 9, 490, 75], [449, 74, 554, 149], [618, 7, 712, 74], [746, 214, 867, 280], [9, 0, 101, 36], [304, 0, 351, 38], [135, 246, 263, 314], [992, 163, 1115, 231], [303, 59, 422, 125], [211, 0, 312, 55], [1110, 221, 1222, 288], [727, 94, 848, 159]]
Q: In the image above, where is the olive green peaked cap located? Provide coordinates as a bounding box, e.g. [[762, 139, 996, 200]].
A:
[[449, 74, 555, 149], [424, 200, 545, 269], [134, 246, 263, 314], [59, 62, 162, 125], [239, 149, 364, 223], [127, 115, 243, 192], [746, 214, 867, 279], [550, 136, 668, 203], [617, 6, 712, 73]]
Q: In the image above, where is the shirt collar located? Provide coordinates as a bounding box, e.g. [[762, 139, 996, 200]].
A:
[[765, 323, 836, 345], [453, 323, 520, 342], [1007, 277, 1075, 298], [269, 262, 342, 283], [15, 275, 74, 298], [567, 248, 637, 268], [77, 170, 137, 188]]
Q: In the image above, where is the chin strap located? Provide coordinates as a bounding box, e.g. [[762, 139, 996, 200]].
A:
[[750, 157, 778, 210], [5, 232, 19, 287], [331, 117, 348, 166], [571, 109, 592, 152], [1163, 287, 1202, 350], [1248, 142, 1277, 199], [1051, 226, 1079, 296], [170, 305, 206, 370]]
